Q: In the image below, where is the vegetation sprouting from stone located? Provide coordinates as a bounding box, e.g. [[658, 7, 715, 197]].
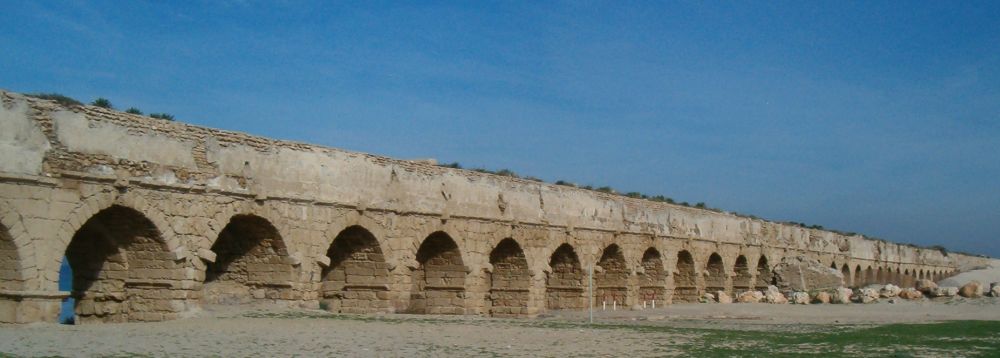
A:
[[149, 113, 175, 121], [429, 160, 962, 255], [126, 107, 143, 115], [91, 98, 113, 109], [26, 93, 83, 107]]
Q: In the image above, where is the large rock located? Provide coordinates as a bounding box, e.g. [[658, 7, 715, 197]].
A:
[[790, 292, 810, 304], [898, 289, 923, 300], [915, 279, 938, 294], [700, 293, 716, 303], [812, 291, 832, 304], [764, 285, 788, 304], [880, 284, 902, 298], [770, 256, 845, 291], [716, 291, 732, 304], [992, 283, 1000, 298], [959, 281, 983, 298], [931, 286, 959, 297], [832, 287, 853, 304], [737, 291, 764, 303], [854, 288, 879, 304]]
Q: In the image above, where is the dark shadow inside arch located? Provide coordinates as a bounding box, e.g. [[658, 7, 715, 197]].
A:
[[704, 253, 726, 295], [546, 243, 585, 310], [638, 248, 665, 304], [203, 214, 292, 305], [409, 231, 465, 315], [732, 255, 751, 293], [595, 244, 628, 306], [865, 267, 875, 286], [854, 265, 863, 288], [755, 256, 772, 289], [487, 238, 530, 317], [321, 225, 391, 313], [841, 264, 851, 287], [63, 205, 182, 323], [0, 222, 19, 292], [673, 250, 698, 303]]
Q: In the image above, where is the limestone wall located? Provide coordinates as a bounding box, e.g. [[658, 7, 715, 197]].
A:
[[0, 89, 987, 323]]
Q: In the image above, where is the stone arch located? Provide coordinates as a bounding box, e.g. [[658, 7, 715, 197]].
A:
[[545, 243, 585, 310], [841, 264, 851, 287], [487, 238, 530, 317], [409, 231, 466, 314], [52, 190, 183, 290], [854, 265, 863, 288], [673, 250, 698, 302], [704, 253, 726, 295], [595, 244, 628, 306], [202, 214, 294, 305], [63, 205, 186, 323], [732, 255, 751, 293], [755, 255, 772, 289], [865, 266, 875, 285], [638, 247, 665, 303], [320, 225, 391, 313], [876, 267, 886, 284]]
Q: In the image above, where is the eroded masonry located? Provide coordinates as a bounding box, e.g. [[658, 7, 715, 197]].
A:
[[0, 90, 981, 323]]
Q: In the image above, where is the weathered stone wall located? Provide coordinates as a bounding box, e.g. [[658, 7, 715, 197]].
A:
[[0, 89, 988, 323]]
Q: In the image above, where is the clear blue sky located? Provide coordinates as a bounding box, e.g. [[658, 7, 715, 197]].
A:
[[2, 1, 998, 257]]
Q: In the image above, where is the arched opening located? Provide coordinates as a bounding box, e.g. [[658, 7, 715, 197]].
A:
[[841, 264, 851, 287], [203, 215, 293, 305], [673, 251, 698, 302], [865, 266, 875, 285], [638, 248, 665, 303], [704, 253, 726, 295], [62, 205, 184, 323], [409, 231, 465, 314], [755, 255, 772, 289], [887, 267, 895, 285], [830, 261, 837, 270], [546, 244, 585, 310], [854, 265, 863, 288], [732, 255, 752, 293], [320, 226, 391, 313], [595, 244, 628, 306], [0, 222, 19, 291], [487, 238, 530, 317], [876, 267, 886, 284]]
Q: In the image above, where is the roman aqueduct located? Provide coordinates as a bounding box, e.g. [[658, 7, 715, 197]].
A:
[[0, 90, 978, 323]]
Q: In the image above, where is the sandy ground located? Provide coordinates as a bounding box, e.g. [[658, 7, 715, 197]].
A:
[[1, 297, 998, 357]]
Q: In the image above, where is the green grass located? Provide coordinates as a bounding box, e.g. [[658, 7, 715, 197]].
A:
[[672, 320, 1000, 357]]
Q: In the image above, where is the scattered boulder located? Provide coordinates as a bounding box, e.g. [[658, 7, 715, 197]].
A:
[[771, 256, 845, 291], [898, 289, 923, 300], [832, 288, 853, 304], [764, 285, 788, 304], [812, 291, 832, 304], [959, 281, 983, 298], [737, 291, 764, 303], [880, 284, 901, 298], [716, 291, 732, 304], [791, 292, 810, 304], [931, 286, 959, 297], [700, 293, 716, 303], [991, 283, 1000, 298], [854, 288, 879, 304], [915, 279, 938, 294]]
